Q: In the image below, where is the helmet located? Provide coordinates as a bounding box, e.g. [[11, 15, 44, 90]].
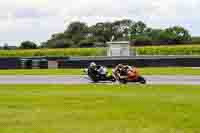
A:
[[117, 64, 123, 68], [90, 62, 96, 67]]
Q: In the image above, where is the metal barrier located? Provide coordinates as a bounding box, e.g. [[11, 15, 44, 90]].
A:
[[58, 56, 200, 68], [0, 56, 200, 69], [20, 58, 48, 69], [0, 58, 20, 69]]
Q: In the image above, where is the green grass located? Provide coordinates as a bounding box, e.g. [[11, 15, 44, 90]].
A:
[[140, 67, 200, 75], [0, 48, 106, 57], [1, 44, 200, 57], [0, 84, 200, 132], [0, 69, 83, 75], [136, 44, 200, 55], [0, 67, 200, 75]]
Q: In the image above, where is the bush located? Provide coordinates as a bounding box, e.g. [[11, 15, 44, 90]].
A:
[[20, 41, 38, 49], [78, 40, 95, 48], [46, 39, 74, 48], [191, 37, 200, 44]]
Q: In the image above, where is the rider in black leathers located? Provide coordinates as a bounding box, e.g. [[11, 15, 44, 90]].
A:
[[88, 62, 107, 76], [87, 62, 115, 82]]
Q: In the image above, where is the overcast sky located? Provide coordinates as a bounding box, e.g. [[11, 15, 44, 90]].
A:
[[0, 0, 199, 46]]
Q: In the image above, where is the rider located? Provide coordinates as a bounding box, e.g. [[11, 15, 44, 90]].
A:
[[125, 65, 139, 79], [114, 64, 136, 77], [113, 64, 127, 79], [89, 62, 97, 69], [114, 64, 123, 73], [89, 62, 107, 76]]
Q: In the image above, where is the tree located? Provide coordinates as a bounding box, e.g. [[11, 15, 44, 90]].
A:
[[43, 19, 192, 48], [64, 21, 89, 46], [130, 21, 147, 37], [78, 39, 95, 48], [89, 22, 113, 42], [3, 43, 9, 50], [146, 28, 163, 41], [164, 26, 191, 42], [51, 33, 65, 40], [19, 41, 37, 49], [53, 39, 74, 48], [71, 34, 85, 46], [39, 42, 48, 48], [44, 39, 74, 48], [112, 19, 133, 40], [65, 22, 89, 37]]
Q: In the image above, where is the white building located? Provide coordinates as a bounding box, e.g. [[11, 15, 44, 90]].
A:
[[107, 41, 136, 56]]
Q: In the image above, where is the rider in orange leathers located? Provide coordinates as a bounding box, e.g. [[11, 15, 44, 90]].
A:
[[113, 64, 146, 84], [126, 66, 139, 81], [114, 64, 139, 81]]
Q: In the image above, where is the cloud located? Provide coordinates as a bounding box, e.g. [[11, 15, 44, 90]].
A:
[[0, 0, 200, 45], [13, 8, 55, 19]]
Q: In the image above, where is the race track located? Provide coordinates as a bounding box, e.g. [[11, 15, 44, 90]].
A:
[[0, 75, 200, 85]]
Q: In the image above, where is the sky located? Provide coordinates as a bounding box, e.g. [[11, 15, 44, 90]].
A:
[[0, 0, 199, 46]]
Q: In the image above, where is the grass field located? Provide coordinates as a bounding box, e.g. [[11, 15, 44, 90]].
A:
[[137, 45, 200, 55], [0, 67, 200, 75], [0, 48, 106, 57], [0, 44, 200, 57], [0, 84, 200, 132], [0, 69, 83, 75]]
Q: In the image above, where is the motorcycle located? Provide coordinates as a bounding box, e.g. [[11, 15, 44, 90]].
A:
[[113, 66, 146, 84], [84, 66, 116, 83]]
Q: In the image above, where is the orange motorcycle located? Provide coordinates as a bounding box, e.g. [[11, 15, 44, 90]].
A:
[[113, 66, 146, 84]]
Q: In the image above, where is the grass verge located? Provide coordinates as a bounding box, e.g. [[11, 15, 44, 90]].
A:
[[0, 84, 200, 132]]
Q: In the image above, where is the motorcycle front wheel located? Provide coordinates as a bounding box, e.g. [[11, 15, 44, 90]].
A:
[[119, 79, 127, 84]]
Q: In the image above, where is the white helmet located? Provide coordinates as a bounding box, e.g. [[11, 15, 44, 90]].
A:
[[90, 62, 96, 67]]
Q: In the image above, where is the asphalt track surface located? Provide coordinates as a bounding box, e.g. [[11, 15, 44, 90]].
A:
[[0, 75, 200, 85]]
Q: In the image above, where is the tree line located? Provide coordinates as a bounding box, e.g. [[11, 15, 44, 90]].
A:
[[42, 19, 192, 48], [1, 19, 196, 49]]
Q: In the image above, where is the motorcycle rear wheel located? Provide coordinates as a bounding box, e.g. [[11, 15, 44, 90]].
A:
[[138, 76, 146, 84]]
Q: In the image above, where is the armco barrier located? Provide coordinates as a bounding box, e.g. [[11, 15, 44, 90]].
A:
[[0, 58, 20, 69], [58, 56, 200, 68], [0, 56, 200, 69]]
